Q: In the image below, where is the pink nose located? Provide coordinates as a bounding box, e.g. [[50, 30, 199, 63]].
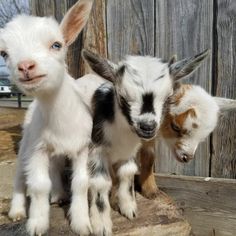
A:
[[18, 60, 36, 73]]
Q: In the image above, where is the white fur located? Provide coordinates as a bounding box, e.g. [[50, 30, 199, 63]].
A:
[[3, 1, 94, 235], [163, 84, 219, 161]]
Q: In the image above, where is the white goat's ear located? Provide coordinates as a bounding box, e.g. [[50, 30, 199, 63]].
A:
[[60, 0, 93, 46], [214, 97, 236, 112], [170, 49, 210, 81], [82, 49, 117, 82]]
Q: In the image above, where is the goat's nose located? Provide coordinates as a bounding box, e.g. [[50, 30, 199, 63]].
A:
[[181, 153, 194, 163], [139, 121, 157, 132], [18, 60, 36, 72]]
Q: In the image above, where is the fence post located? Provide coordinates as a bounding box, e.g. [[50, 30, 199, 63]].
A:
[[17, 93, 21, 108]]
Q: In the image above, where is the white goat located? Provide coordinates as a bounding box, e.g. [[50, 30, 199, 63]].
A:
[[76, 49, 210, 235], [1, 0, 94, 235], [138, 83, 236, 199]]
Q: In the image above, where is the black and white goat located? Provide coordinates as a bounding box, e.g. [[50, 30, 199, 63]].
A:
[[77, 49, 210, 235], [1, 1, 94, 235]]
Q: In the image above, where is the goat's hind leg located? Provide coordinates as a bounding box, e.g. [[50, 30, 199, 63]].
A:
[[89, 156, 112, 236]]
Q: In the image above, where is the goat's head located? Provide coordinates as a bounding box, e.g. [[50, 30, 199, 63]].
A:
[[0, 0, 93, 96], [83, 49, 209, 141], [161, 84, 219, 163]]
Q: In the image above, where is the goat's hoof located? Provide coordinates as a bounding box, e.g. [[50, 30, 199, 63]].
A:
[[141, 188, 159, 199], [50, 192, 69, 205], [26, 217, 49, 236], [119, 201, 137, 220], [70, 219, 92, 235], [8, 208, 26, 222]]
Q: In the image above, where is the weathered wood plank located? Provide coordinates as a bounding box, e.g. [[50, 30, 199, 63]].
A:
[[154, 0, 213, 177], [106, 0, 155, 62], [211, 0, 236, 178], [157, 174, 236, 236], [79, 0, 107, 76], [0, 194, 191, 236]]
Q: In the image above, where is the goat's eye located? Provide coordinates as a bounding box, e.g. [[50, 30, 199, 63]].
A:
[[171, 122, 181, 133], [0, 51, 8, 60], [51, 42, 62, 50]]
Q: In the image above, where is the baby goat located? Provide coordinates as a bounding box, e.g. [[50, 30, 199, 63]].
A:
[[79, 49, 209, 235], [1, 1, 94, 235], [138, 83, 236, 199]]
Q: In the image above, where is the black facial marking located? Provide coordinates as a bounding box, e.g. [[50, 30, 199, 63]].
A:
[[92, 84, 115, 145], [140, 93, 155, 114], [118, 95, 133, 125], [96, 192, 105, 212]]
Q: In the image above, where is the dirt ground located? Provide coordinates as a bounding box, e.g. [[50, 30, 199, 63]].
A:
[[0, 107, 25, 225]]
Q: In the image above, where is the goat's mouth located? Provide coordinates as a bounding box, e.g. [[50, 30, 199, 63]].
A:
[[173, 149, 193, 163], [19, 74, 47, 84], [136, 128, 157, 140]]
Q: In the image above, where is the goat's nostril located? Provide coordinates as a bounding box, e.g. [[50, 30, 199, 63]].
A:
[[139, 122, 156, 132], [18, 60, 36, 72], [182, 154, 188, 163]]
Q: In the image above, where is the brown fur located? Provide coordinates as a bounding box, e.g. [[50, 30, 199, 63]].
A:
[[138, 140, 159, 199]]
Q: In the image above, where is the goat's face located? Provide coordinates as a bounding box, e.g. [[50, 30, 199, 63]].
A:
[[161, 84, 219, 163], [0, 16, 66, 95], [114, 56, 172, 139], [0, 0, 93, 96], [83, 49, 210, 141]]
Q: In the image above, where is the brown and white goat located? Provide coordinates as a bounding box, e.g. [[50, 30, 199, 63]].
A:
[[138, 83, 234, 199]]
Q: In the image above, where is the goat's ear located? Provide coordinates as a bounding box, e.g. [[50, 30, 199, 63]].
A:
[[170, 49, 210, 81], [214, 97, 236, 112], [82, 49, 116, 82], [60, 0, 93, 46], [168, 54, 177, 66]]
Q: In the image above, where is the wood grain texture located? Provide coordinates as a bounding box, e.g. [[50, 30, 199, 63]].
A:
[[157, 174, 236, 236], [211, 0, 236, 178], [0, 193, 191, 236], [79, 0, 107, 76], [106, 0, 155, 62], [154, 0, 213, 177]]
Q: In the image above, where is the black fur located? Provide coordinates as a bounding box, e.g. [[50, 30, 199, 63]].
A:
[[140, 92, 155, 114], [92, 84, 115, 145], [96, 192, 105, 212]]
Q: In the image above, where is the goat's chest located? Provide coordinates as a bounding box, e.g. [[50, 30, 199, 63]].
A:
[[104, 125, 141, 164]]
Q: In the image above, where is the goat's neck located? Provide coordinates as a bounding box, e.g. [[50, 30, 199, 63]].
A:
[[37, 73, 76, 118]]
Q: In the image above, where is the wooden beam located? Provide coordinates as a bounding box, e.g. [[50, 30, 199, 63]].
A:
[[156, 174, 236, 236]]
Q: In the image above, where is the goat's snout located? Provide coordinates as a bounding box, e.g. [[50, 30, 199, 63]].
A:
[[18, 60, 36, 78], [176, 152, 194, 163], [139, 121, 157, 132], [136, 120, 157, 139]]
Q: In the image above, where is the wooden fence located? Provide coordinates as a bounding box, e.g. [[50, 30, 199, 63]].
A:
[[31, 0, 236, 179]]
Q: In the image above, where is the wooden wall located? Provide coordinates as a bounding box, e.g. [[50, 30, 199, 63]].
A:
[[31, 0, 236, 179]]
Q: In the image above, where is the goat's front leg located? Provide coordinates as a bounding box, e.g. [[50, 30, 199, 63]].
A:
[[115, 159, 138, 219], [8, 156, 26, 221], [89, 156, 112, 236], [26, 148, 51, 236], [70, 147, 92, 235]]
